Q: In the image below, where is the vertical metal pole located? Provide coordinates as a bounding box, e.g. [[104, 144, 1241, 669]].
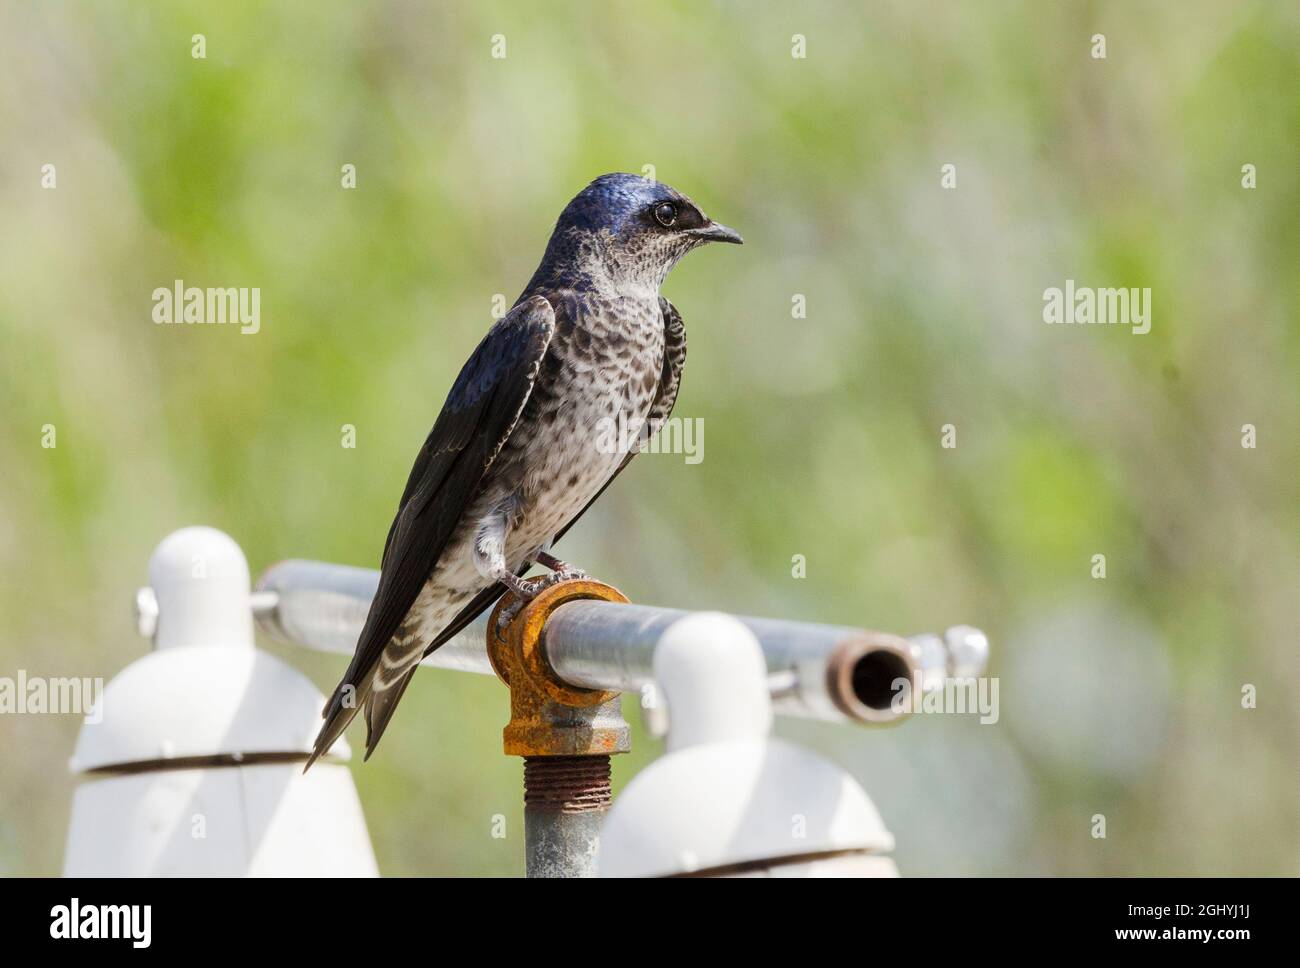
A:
[[523, 755, 612, 878], [486, 580, 632, 878]]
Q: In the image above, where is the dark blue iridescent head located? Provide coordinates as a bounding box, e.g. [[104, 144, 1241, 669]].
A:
[[530, 173, 741, 291]]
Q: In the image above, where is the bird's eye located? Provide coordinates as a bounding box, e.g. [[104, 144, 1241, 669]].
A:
[[653, 202, 678, 227]]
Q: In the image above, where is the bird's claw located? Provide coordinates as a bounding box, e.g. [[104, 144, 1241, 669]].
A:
[[495, 597, 527, 633], [546, 567, 587, 584], [495, 569, 588, 632], [535, 550, 586, 579]]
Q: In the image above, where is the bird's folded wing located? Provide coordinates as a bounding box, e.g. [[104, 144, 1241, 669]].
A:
[[329, 295, 556, 709]]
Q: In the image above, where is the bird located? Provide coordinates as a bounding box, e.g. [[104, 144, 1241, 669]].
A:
[[307, 173, 741, 768]]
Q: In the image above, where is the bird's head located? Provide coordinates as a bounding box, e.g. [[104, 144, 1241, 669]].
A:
[[538, 173, 742, 291]]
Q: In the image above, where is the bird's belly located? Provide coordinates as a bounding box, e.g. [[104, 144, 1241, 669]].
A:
[[506, 381, 652, 558]]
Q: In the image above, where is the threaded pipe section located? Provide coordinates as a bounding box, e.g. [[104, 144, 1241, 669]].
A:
[[523, 755, 612, 814]]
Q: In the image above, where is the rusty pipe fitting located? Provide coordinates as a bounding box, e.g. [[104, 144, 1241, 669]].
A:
[[486, 577, 632, 877], [486, 578, 632, 758]]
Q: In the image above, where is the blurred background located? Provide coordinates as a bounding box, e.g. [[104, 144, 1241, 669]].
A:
[[1, 0, 1297, 876]]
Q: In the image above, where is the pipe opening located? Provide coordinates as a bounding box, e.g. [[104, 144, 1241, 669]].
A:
[[826, 635, 916, 724], [851, 650, 912, 711]]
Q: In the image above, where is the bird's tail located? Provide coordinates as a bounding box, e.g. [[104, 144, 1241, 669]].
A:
[[305, 658, 424, 771], [362, 666, 418, 761], [304, 674, 371, 772]]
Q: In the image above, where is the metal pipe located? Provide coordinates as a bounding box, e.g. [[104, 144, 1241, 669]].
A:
[[254, 560, 490, 675], [523, 756, 611, 878], [483, 580, 632, 878], [253, 559, 989, 727], [539, 600, 915, 725]]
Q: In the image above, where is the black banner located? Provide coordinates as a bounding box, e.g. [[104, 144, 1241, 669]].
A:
[[0, 876, 1278, 954]]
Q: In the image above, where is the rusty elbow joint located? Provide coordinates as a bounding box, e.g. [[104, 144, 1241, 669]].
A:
[[485, 578, 631, 758]]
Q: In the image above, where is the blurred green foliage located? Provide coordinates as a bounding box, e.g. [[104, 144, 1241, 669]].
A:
[[1, 1, 1297, 876]]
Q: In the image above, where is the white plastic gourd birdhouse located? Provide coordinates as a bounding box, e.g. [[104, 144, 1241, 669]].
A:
[[64, 527, 377, 876], [597, 613, 898, 877]]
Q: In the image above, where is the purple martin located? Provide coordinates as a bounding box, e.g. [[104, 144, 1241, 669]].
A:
[[308, 173, 741, 766]]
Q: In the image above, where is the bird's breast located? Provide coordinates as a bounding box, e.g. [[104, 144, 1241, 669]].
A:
[[494, 294, 665, 552]]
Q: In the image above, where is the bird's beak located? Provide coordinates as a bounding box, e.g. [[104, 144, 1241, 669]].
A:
[[690, 221, 744, 245]]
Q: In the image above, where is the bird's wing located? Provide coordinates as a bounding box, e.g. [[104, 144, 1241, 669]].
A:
[[312, 296, 555, 757], [414, 294, 687, 664]]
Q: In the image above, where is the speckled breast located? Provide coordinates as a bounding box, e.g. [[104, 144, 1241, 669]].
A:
[[501, 291, 665, 559]]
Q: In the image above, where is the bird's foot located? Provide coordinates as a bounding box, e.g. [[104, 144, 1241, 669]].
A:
[[495, 572, 536, 631], [535, 567, 589, 588], [535, 549, 587, 579], [495, 595, 527, 633], [496, 566, 587, 630]]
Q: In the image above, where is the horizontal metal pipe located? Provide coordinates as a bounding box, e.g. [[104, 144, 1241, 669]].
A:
[[540, 600, 912, 724], [253, 559, 989, 727], [254, 560, 491, 675]]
